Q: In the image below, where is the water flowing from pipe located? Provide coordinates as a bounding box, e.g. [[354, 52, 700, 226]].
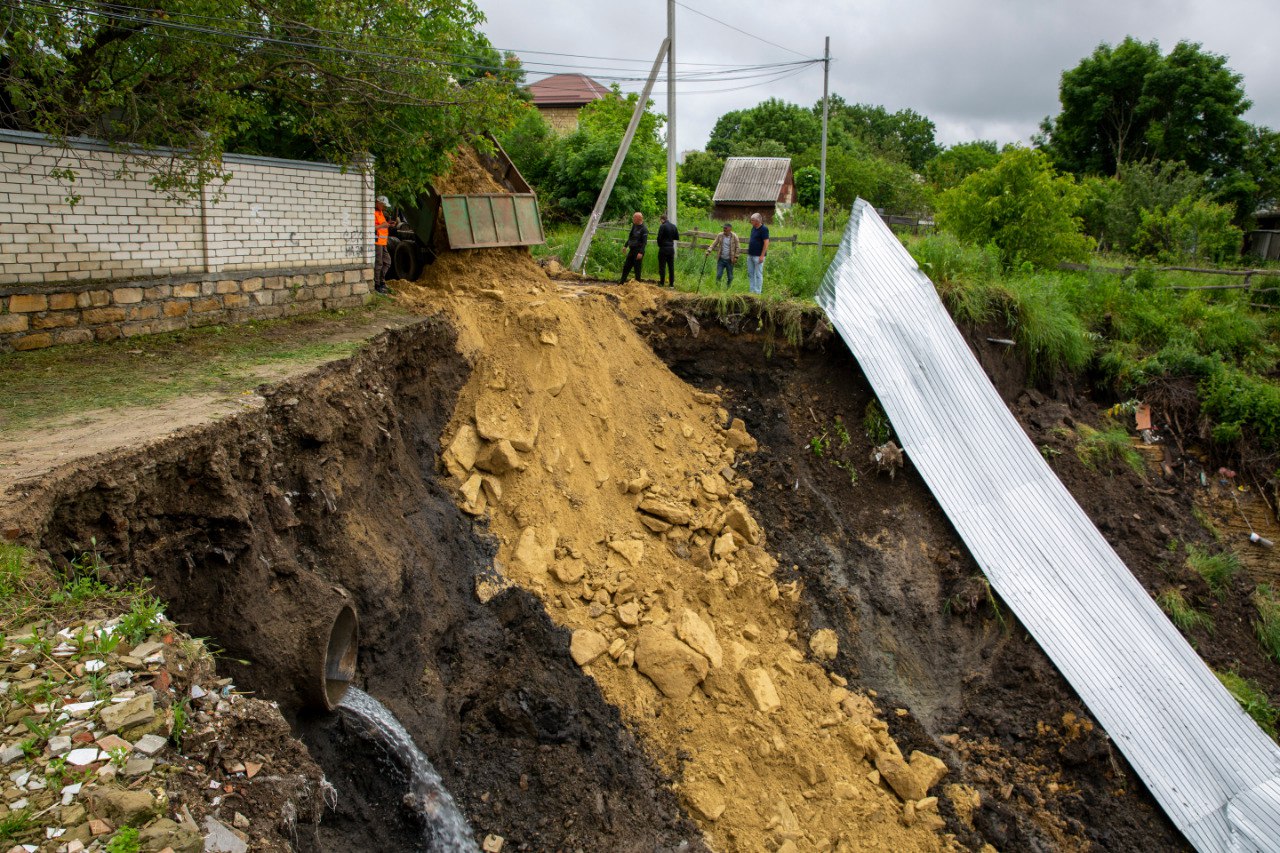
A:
[[339, 687, 477, 851]]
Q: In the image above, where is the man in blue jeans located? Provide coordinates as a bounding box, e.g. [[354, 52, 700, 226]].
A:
[[705, 222, 740, 287], [747, 212, 769, 295]]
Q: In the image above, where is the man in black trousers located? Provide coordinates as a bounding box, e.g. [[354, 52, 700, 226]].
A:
[[656, 212, 679, 288], [619, 211, 647, 283]]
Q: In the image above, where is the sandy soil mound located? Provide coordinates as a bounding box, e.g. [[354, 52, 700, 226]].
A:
[[394, 256, 963, 851]]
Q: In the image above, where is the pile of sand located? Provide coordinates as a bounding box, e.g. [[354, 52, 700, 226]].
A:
[[392, 247, 966, 851]]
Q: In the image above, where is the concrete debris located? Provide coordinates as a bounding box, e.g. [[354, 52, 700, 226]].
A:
[[202, 816, 248, 853]]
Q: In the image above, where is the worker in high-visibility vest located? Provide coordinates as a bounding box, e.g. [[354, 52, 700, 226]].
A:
[[373, 195, 392, 294]]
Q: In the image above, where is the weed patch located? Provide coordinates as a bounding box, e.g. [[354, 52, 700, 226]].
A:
[[1215, 669, 1280, 738], [1254, 584, 1280, 663], [1156, 588, 1213, 633], [1075, 422, 1145, 476], [1186, 545, 1241, 599]]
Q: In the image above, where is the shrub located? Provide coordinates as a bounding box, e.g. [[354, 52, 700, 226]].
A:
[[936, 147, 1095, 268], [1132, 196, 1244, 264]]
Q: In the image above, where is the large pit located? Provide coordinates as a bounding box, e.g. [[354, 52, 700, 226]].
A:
[[9, 265, 1272, 851]]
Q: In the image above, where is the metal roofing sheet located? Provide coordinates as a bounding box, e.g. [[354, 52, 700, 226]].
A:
[[712, 157, 791, 203], [816, 199, 1280, 853]]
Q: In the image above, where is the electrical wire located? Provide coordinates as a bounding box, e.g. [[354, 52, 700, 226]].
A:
[[673, 0, 812, 59], [19, 0, 816, 82]]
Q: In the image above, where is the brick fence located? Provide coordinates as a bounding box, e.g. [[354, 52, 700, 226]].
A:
[[0, 130, 375, 352]]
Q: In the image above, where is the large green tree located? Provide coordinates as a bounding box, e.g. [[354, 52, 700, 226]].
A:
[[1, 0, 523, 199], [823, 97, 940, 171], [1041, 39, 1259, 192], [706, 98, 820, 158], [924, 141, 1000, 191]]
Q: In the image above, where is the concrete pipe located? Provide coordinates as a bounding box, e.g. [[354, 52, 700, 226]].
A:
[[321, 604, 359, 710]]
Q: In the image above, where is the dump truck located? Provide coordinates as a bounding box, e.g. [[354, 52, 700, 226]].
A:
[[387, 137, 545, 281]]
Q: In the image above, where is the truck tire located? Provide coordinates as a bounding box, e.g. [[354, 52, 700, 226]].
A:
[[393, 241, 420, 282]]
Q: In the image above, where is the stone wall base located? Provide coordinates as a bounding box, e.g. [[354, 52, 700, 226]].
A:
[[1, 266, 373, 353]]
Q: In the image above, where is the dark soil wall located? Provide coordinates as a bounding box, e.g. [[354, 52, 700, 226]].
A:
[[643, 305, 1196, 853], [20, 319, 704, 853]]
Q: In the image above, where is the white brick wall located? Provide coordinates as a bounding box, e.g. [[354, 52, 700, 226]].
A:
[[0, 131, 370, 284]]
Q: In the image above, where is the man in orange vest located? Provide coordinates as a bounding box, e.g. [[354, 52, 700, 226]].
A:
[[374, 195, 392, 294]]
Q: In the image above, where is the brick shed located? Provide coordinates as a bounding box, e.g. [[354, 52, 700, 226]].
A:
[[712, 157, 795, 224]]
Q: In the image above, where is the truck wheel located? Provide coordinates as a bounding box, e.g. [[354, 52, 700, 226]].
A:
[[393, 241, 420, 282]]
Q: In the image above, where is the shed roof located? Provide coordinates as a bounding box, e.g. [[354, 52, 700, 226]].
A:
[[528, 74, 610, 107], [713, 157, 792, 203]]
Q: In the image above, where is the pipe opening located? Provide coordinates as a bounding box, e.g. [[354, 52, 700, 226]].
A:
[[323, 604, 359, 710]]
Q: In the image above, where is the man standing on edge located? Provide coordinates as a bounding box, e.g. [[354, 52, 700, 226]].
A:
[[747, 212, 769, 295], [373, 195, 392, 294], [619, 211, 648, 283], [656, 213, 679, 288], [705, 222, 740, 287]]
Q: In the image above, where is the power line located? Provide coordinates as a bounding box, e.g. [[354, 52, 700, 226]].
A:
[[673, 0, 812, 60]]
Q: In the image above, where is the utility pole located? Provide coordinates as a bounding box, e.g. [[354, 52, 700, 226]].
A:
[[667, 0, 677, 225], [571, 39, 671, 273], [818, 36, 830, 253]]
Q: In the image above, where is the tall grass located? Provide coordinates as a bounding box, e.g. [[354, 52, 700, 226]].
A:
[[1216, 669, 1280, 738], [1186, 545, 1241, 599], [1075, 422, 1145, 476], [1156, 588, 1213, 633], [1254, 584, 1280, 663]]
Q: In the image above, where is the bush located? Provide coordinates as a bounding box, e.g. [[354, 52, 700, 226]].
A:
[[936, 147, 1095, 268], [1132, 196, 1244, 264]]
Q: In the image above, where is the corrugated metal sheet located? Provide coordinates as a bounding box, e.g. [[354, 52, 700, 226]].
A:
[[816, 199, 1280, 853], [713, 157, 791, 203]]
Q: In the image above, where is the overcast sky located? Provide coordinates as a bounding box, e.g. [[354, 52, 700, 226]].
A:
[[472, 0, 1280, 154]]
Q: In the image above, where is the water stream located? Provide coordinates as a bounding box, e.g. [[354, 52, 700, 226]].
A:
[[338, 687, 478, 852]]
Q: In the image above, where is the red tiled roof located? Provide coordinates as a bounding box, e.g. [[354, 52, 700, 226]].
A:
[[528, 73, 611, 107]]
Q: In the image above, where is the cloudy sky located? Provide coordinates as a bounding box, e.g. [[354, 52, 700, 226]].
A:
[[472, 0, 1280, 154]]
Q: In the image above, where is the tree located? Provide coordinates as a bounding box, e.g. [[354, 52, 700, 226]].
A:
[[937, 147, 1094, 268], [1080, 160, 1206, 253], [498, 106, 556, 190], [1042, 38, 1255, 203], [823, 97, 940, 171], [679, 150, 725, 191], [1132, 197, 1243, 264], [924, 141, 1000, 191], [706, 99, 819, 158], [541, 86, 664, 220], [0, 0, 523, 200], [793, 166, 828, 209]]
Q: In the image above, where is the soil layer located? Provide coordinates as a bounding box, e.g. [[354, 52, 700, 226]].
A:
[[11, 319, 704, 852]]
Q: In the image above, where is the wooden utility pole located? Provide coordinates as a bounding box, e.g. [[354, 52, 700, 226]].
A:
[[818, 36, 830, 252], [667, 0, 677, 225], [570, 39, 670, 273]]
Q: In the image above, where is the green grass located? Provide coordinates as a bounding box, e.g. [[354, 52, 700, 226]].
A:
[[1156, 588, 1213, 633], [0, 304, 403, 433], [1075, 422, 1145, 476], [1254, 584, 1280, 662], [1186, 545, 1242, 599], [0, 809, 36, 844], [1216, 669, 1280, 738]]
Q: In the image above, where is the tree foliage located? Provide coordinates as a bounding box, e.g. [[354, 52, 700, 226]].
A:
[[706, 99, 820, 158], [823, 97, 940, 171], [533, 87, 664, 221], [1132, 196, 1243, 264], [0, 0, 524, 199], [679, 150, 725, 191], [1078, 160, 1206, 253], [924, 141, 1000, 191], [937, 147, 1094, 268], [1041, 37, 1276, 220]]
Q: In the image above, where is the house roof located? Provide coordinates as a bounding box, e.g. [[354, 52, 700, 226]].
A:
[[528, 74, 610, 107], [713, 157, 792, 203]]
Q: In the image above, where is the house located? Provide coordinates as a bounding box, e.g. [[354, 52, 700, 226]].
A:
[[1246, 207, 1280, 262], [712, 157, 795, 223], [527, 73, 610, 134]]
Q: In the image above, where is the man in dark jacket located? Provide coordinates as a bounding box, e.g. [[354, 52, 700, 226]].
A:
[[655, 213, 679, 288], [619, 212, 647, 283]]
